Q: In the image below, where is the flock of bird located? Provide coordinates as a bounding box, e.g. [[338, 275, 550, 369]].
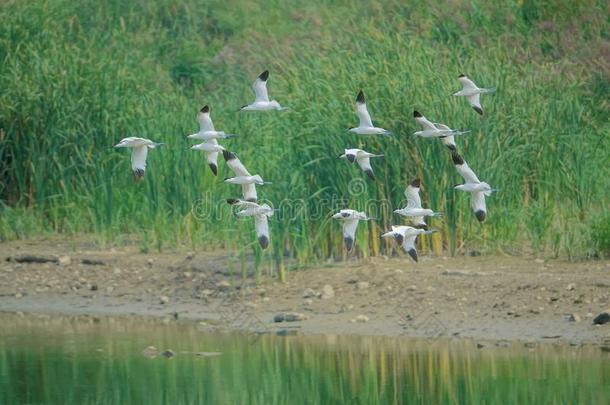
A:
[[114, 71, 496, 261]]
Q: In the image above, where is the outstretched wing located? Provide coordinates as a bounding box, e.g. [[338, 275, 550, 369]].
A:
[[458, 75, 478, 91], [414, 113, 437, 131], [241, 183, 257, 202], [402, 235, 419, 262], [254, 214, 270, 249], [451, 152, 480, 184], [343, 219, 360, 251], [356, 156, 375, 180], [131, 145, 148, 172], [356, 91, 373, 128], [404, 185, 422, 209], [223, 150, 251, 177], [471, 191, 487, 222], [252, 70, 270, 102], [197, 106, 215, 132], [204, 138, 219, 176], [467, 93, 483, 115]]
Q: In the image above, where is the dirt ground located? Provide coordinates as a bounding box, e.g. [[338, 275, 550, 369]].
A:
[[1, 238, 609, 346]]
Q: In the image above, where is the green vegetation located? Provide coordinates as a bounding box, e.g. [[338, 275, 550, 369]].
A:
[[1, 0, 608, 265]]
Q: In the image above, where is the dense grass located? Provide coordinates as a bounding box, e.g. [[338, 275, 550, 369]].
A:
[[1, 0, 608, 266]]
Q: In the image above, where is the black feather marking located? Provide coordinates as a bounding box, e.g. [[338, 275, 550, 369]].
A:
[[413, 110, 422, 118], [458, 74, 466, 78], [407, 248, 418, 262], [341, 212, 350, 218], [356, 90, 365, 104], [410, 178, 421, 188], [472, 106, 484, 115], [258, 70, 269, 81], [414, 223, 428, 230], [226, 198, 240, 205], [200, 105, 209, 113], [133, 168, 145, 182], [246, 198, 257, 202], [258, 235, 269, 249], [451, 151, 464, 165], [445, 143, 457, 152], [222, 150, 236, 161], [365, 169, 375, 180], [344, 236, 354, 251], [346, 154, 356, 163], [208, 163, 217, 176], [394, 234, 404, 246], [475, 210, 486, 222]]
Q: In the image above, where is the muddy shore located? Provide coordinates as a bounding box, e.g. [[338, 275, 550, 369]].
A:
[[1, 239, 609, 346]]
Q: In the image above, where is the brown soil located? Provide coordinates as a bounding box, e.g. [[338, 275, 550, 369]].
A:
[[1, 238, 609, 346]]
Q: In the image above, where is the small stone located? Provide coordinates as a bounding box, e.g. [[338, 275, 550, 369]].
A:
[[160, 349, 176, 358], [106, 285, 115, 293], [113, 268, 122, 275], [303, 298, 313, 306], [406, 285, 418, 291], [302, 288, 317, 298], [593, 311, 610, 325], [147, 258, 154, 266], [355, 281, 369, 290], [565, 314, 581, 322], [90, 284, 98, 291], [58, 256, 72, 266], [273, 312, 309, 322], [216, 280, 231, 290], [566, 283, 576, 291], [321, 284, 335, 299], [183, 271, 192, 278], [160, 296, 169, 304], [186, 252, 195, 260], [142, 346, 158, 358], [534, 258, 544, 264], [353, 315, 369, 323]]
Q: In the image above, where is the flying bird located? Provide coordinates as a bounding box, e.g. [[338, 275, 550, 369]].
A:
[[226, 199, 273, 249], [453, 74, 496, 115], [349, 91, 392, 136], [223, 150, 268, 202], [339, 148, 383, 180], [114, 137, 164, 181], [186, 106, 231, 176], [332, 209, 372, 251], [240, 70, 287, 111], [382, 225, 436, 262], [394, 178, 442, 229], [451, 151, 498, 222], [412, 111, 469, 140]]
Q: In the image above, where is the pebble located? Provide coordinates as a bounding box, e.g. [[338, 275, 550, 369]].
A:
[[355, 281, 369, 290], [160, 296, 169, 304], [216, 280, 231, 290], [58, 256, 72, 266], [593, 311, 610, 325], [147, 259, 154, 266], [273, 312, 309, 322], [321, 284, 335, 299], [142, 346, 158, 358], [565, 314, 581, 322], [566, 283, 576, 291], [353, 314, 369, 323], [302, 288, 318, 298], [406, 285, 418, 291]]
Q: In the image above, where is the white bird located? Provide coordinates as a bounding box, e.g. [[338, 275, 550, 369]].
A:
[[339, 148, 384, 180], [394, 178, 442, 228], [332, 209, 372, 251], [186, 106, 231, 176], [434, 123, 461, 151], [413, 111, 469, 139], [382, 225, 436, 262], [451, 151, 498, 222], [453, 74, 495, 115], [114, 137, 164, 181], [224, 175, 270, 186], [226, 199, 273, 249], [240, 70, 287, 111], [222, 150, 267, 202], [349, 91, 392, 136]]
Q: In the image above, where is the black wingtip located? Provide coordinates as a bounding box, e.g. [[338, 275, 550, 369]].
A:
[[133, 169, 145, 182], [222, 150, 236, 161], [258, 235, 269, 249], [258, 70, 269, 81], [200, 105, 209, 113], [356, 90, 365, 104], [475, 210, 486, 222], [344, 236, 354, 251], [414, 223, 428, 230], [226, 198, 239, 205], [246, 198, 257, 203], [395, 234, 404, 246], [446, 144, 457, 152], [473, 106, 484, 115], [407, 248, 418, 262], [410, 178, 421, 188], [346, 154, 356, 163], [413, 110, 422, 118], [451, 151, 464, 165], [458, 74, 466, 78], [208, 163, 217, 176], [365, 169, 376, 181]]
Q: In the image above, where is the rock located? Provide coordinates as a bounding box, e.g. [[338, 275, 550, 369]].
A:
[[405, 285, 418, 291], [186, 252, 195, 260], [355, 281, 369, 290], [566, 283, 576, 291], [113, 268, 122, 275], [534, 258, 544, 264], [160, 296, 169, 304], [89, 284, 98, 291], [303, 298, 313, 306], [273, 312, 309, 322], [565, 314, 581, 322], [142, 346, 158, 358], [216, 280, 231, 290], [302, 288, 317, 298], [160, 349, 176, 358], [593, 311, 610, 325], [354, 314, 369, 323], [321, 284, 335, 299], [58, 256, 72, 266], [147, 258, 154, 266]]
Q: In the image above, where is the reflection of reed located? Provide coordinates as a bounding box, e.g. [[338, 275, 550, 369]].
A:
[[0, 314, 608, 404]]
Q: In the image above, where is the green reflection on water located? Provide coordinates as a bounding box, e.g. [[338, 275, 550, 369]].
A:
[[0, 314, 608, 404]]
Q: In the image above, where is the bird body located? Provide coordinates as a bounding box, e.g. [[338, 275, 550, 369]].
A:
[[339, 148, 383, 180], [222, 150, 263, 202], [226, 199, 273, 249], [453, 74, 495, 115], [240, 70, 287, 111], [332, 209, 371, 251], [224, 175, 268, 185], [412, 111, 467, 139], [394, 178, 441, 228], [114, 137, 163, 181], [451, 152, 498, 222], [188, 131, 235, 141], [187, 106, 229, 175], [190, 142, 225, 153], [382, 225, 436, 262], [349, 91, 392, 136]]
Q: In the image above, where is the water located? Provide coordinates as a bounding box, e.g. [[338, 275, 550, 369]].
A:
[[0, 314, 608, 404]]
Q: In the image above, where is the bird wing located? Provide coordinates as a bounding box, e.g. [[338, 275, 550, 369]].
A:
[[254, 214, 270, 248], [459, 76, 478, 91], [241, 183, 257, 202], [415, 115, 437, 131], [404, 185, 422, 209], [226, 155, 251, 177], [356, 102, 373, 128], [410, 216, 427, 228], [356, 155, 374, 177], [471, 191, 487, 214], [467, 93, 482, 112], [343, 218, 360, 241], [131, 145, 148, 172], [452, 152, 481, 183], [401, 235, 419, 261], [252, 74, 269, 102], [197, 111, 215, 132]]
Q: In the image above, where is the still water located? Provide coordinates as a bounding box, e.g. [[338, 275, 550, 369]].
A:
[[0, 313, 608, 404]]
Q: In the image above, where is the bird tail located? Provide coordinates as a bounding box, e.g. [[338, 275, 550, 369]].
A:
[[423, 229, 438, 235], [223, 133, 237, 138], [430, 212, 443, 217], [382, 130, 393, 136], [482, 87, 496, 94], [453, 130, 471, 137]]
